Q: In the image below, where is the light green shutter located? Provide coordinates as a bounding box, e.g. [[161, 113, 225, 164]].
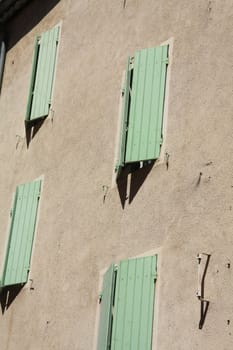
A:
[[0, 40, 6, 91], [125, 45, 168, 163], [97, 264, 116, 350], [116, 45, 168, 174], [111, 256, 157, 350], [115, 57, 132, 176], [1, 180, 41, 287], [25, 36, 40, 122], [26, 25, 59, 123]]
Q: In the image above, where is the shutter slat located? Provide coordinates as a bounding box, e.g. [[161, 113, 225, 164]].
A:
[[2, 180, 41, 286], [111, 256, 157, 350]]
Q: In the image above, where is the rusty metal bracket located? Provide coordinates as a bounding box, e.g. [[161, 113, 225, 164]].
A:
[[196, 253, 211, 329]]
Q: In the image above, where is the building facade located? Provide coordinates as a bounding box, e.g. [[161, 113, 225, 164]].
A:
[[0, 0, 233, 349]]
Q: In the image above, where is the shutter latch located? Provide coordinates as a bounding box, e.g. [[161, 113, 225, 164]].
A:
[[98, 293, 103, 304]]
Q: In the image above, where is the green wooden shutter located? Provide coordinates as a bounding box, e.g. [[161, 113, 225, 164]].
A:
[[111, 255, 157, 350], [116, 45, 168, 174], [25, 36, 40, 122], [125, 45, 168, 163], [97, 264, 116, 350], [1, 180, 41, 287], [26, 25, 59, 123], [115, 57, 132, 176], [0, 40, 6, 91]]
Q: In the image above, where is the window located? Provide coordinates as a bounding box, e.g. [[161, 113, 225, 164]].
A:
[[25, 25, 60, 125], [97, 255, 157, 350], [0, 40, 6, 92], [115, 45, 169, 177], [0, 179, 41, 288]]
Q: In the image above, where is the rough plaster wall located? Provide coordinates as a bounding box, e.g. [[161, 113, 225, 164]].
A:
[[0, 0, 233, 349]]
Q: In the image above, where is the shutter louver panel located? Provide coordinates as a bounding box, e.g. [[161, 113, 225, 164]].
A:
[[97, 264, 116, 350], [26, 25, 59, 122], [111, 256, 157, 350], [2, 180, 41, 287], [125, 45, 168, 163]]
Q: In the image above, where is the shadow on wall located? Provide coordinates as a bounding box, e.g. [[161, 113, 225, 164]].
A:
[[25, 118, 45, 148], [0, 284, 24, 314], [4, 0, 61, 50], [117, 161, 155, 209]]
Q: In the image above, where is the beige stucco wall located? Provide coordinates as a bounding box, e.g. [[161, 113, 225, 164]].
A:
[[0, 0, 233, 349]]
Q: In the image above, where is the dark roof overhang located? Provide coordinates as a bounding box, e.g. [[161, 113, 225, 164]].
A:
[[0, 0, 31, 23]]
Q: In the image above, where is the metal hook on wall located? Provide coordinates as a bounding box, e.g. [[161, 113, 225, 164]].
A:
[[196, 253, 211, 329]]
